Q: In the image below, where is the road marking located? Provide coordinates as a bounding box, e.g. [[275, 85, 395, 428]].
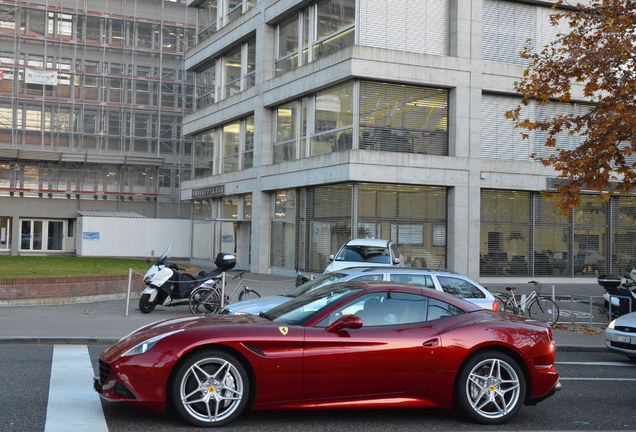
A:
[[45, 345, 109, 432], [560, 377, 636, 381], [557, 361, 635, 367]]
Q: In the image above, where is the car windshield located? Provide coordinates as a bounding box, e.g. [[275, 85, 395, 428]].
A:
[[286, 272, 346, 297], [335, 245, 390, 264], [264, 284, 361, 325]]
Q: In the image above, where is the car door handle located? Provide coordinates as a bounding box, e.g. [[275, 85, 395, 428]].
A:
[[422, 338, 439, 348]]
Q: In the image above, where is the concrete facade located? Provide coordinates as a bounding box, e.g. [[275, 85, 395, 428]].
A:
[[181, 0, 635, 283]]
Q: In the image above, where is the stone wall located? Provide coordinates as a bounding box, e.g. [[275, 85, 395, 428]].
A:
[[0, 275, 144, 306]]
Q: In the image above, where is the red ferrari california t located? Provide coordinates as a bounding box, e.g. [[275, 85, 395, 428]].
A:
[[95, 281, 560, 427]]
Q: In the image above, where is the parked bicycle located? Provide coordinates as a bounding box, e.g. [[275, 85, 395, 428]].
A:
[[500, 280, 560, 327], [189, 269, 261, 315]]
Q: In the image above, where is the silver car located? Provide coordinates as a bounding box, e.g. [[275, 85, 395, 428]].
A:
[[221, 267, 498, 315], [605, 311, 636, 361]]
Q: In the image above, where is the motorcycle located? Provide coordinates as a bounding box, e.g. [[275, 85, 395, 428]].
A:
[[598, 269, 636, 319], [139, 248, 236, 314]]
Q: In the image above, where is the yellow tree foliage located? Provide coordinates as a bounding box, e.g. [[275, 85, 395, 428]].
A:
[[507, 0, 636, 214]]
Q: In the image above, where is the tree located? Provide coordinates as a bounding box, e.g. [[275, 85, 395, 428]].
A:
[[507, 0, 636, 214]]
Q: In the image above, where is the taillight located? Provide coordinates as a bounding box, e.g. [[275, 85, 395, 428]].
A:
[[492, 300, 499, 311]]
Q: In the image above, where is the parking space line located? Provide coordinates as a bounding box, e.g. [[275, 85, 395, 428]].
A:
[[557, 361, 636, 367], [560, 377, 636, 381], [45, 345, 108, 432]]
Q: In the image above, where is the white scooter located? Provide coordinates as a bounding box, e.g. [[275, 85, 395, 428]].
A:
[[598, 269, 636, 319], [139, 248, 236, 314]]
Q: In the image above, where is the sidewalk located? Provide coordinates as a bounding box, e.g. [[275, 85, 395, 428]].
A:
[[0, 272, 608, 351]]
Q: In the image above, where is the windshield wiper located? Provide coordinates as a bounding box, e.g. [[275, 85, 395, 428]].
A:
[[258, 311, 273, 321]]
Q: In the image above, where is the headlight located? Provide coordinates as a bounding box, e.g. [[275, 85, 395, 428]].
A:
[[608, 319, 616, 330], [122, 329, 183, 357]]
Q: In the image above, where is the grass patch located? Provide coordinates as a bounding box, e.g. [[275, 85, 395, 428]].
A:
[[0, 256, 151, 278]]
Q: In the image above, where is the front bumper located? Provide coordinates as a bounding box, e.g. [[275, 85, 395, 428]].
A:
[[605, 328, 636, 356]]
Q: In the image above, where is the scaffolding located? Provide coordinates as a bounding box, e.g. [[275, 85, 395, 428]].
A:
[[0, 0, 195, 214]]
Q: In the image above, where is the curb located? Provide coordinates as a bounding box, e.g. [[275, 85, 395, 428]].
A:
[[0, 337, 119, 345], [556, 344, 608, 353]]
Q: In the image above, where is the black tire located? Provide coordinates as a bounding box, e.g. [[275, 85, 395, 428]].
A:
[[502, 297, 519, 315], [528, 298, 559, 327], [189, 287, 222, 315], [171, 350, 250, 427], [238, 289, 261, 302], [455, 350, 526, 424], [138, 293, 156, 314]]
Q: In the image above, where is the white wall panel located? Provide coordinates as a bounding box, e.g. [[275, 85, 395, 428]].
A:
[[77, 217, 191, 258], [359, 0, 449, 56]]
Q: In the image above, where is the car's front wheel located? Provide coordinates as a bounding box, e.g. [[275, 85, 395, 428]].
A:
[[455, 350, 526, 424], [171, 349, 249, 427]]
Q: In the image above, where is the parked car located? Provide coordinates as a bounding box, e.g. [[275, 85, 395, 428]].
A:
[[605, 311, 636, 361], [324, 238, 403, 273], [221, 266, 499, 315], [95, 280, 560, 427]]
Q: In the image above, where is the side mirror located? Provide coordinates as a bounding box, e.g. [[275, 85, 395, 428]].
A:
[[326, 314, 363, 333], [393, 257, 401, 265], [329, 254, 335, 262]]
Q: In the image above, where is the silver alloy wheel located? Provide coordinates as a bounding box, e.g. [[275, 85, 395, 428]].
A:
[[179, 356, 245, 424], [465, 357, 521, 420]]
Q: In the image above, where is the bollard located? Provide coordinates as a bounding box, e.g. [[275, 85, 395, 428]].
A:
[[125, 268, 133, 317]]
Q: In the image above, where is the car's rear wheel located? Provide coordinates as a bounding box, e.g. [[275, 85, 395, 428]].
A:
[[171, 350, 249, 427], [455, 350, 525, 424]]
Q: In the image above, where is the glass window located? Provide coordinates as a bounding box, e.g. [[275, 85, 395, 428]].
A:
[[312, 82, 353, 156], [224, 45, 242, 98], [0, 216, 9, 249], [313, 0, 355, 61], [243, 115, 254, 169], [534, 195, 570, 276], [222, 121, 240, 173], [271, 190, 297, 267], [359, 81, 449, 155], [436, 276, 485, 299], [613, 196, 636, 275], [480, 190, 530, 276], [276, 15, 299, 77], [573, 195, 608, 276], [276, 0, 355, 76], [274, 101, 298, 163], [196, 61, 216, 108], [198, 0, 219, 40], [389, 273, 435, 288]]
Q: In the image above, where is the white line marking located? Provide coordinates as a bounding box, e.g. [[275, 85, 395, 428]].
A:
[[560, 377, 636, 381], [557, 361, 636, 367], [45, 345, 109, 432]]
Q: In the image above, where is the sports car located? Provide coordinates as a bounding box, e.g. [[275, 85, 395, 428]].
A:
[[95, 281, 560, 427]]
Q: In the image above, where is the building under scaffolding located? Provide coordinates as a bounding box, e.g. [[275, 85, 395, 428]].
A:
[[0, 0, 195, 255]]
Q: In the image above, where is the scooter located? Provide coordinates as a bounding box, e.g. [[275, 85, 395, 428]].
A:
[[139, 248, 236, 314], [598, 269, 636, 319]]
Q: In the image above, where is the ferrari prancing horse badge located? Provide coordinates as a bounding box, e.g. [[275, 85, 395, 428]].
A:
[[279, 327, 289, 335]]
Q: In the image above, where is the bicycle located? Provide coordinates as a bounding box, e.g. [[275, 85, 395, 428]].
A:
[[189, 270, 261, 315], [501, 280, 560, 327]]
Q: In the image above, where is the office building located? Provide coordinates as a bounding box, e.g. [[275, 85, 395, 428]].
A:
[[182, 0, 636, 281], [0, 0, 195, 255]]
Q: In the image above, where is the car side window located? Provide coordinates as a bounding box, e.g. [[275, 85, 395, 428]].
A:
[[316, 292, 429, 327], [427, 298, 464, 321], [350, 274, 384, 281], [389, 273, 434, 288], [436, 276, 485, 299]]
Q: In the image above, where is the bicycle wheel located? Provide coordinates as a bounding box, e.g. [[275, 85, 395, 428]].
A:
[[528, 297, 559, 326], [189, 287, 222, 315], [502, 297, 520, 315], [238, 288, 261, 301], [494, 293, 510, 310]]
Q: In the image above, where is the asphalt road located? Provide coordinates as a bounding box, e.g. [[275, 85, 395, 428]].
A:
[[1, 345, 635, 432]]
